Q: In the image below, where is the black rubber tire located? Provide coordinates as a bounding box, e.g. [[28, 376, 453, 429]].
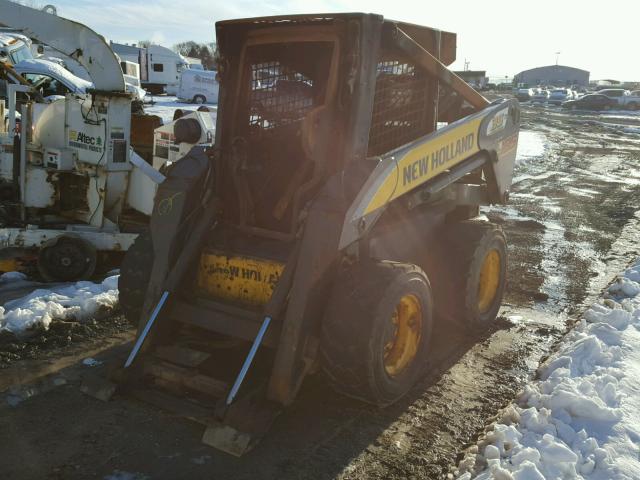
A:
[[432, 220, 507, 334], [320, 261, 434, 406], [119, 231, 154, 328], [193, 94, 206, 105], [38, 235, 97, 282]]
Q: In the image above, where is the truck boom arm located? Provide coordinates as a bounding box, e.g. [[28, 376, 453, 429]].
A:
[[0, 0, 125, 92]]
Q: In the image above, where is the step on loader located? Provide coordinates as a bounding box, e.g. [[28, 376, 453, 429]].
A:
[[115, 13, 520, 456]]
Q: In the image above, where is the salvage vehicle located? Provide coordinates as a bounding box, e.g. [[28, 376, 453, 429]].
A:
[[14, 58, 91, 96], [597, 89, 640, 110], [0, 31, 32, 65], [530, 88, 549, 104], [548, 88, 575, 105], [31, 40, 148, 102], [516, 87, 535, 101], [116, 13, 521, 456], [561, 93, 617, 111]]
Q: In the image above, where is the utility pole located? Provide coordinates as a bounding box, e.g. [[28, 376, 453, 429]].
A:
[[555, 52, 561, 66]]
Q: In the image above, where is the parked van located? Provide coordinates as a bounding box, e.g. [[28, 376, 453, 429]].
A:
[[177, 69, 218, 104]]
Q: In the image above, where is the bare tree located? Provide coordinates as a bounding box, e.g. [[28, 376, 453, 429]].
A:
[[173, 41, 217, 70]]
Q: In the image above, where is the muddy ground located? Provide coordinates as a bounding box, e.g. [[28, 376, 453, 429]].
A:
[[2, 103, 640, 480]]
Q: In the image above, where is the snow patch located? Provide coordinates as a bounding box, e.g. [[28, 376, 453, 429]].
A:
[[103, 471, 148, 480], [516, 131, 546, 165], [0, 271, 27, 283], [82, 357, 103, 367], [145, 95, 217, 125], [0, 276, 119, 335], [457, 260, 640, 479]]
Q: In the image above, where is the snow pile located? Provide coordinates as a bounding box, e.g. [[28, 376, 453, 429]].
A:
[[457, 261, 640, 479], [145, 96, 217, 125], [622, 126, 640, 135], [0, 271, 28, 283], [0, 276, 119, 335]]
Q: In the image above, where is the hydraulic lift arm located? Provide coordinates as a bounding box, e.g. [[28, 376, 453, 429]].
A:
[[387, 25, 490, 111]]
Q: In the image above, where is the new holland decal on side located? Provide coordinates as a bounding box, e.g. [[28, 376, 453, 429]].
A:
[[402, 133, 475, 186], [362, 116, 483, 215]]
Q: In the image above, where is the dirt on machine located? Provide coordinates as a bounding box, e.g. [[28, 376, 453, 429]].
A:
[[114, 13, 521, 456]]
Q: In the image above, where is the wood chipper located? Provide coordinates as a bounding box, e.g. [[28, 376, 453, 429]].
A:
[[0, 1, 215, 280], [117, 13, 520, 455]]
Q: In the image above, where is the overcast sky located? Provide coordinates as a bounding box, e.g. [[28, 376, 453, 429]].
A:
[[50, 0, 638, 81]]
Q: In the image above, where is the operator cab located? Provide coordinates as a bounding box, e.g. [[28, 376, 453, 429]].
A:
[[219, 28, 341, 237]]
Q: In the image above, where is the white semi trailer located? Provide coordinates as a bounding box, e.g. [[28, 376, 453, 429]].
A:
[[112, 42, 189, 95]]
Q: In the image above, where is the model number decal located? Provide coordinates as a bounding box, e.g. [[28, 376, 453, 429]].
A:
[[486, 108, 509, 136]]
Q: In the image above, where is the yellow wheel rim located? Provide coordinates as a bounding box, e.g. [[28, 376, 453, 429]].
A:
[[384, 294, 422, 377], [477, 249, 501, 313]]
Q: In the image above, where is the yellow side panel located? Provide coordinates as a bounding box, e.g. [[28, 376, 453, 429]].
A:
[[197, 252, 285, 307], [364, 116, 483, 215]]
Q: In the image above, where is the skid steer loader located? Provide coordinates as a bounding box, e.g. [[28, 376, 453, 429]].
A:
[[116, 13, 520, 455]]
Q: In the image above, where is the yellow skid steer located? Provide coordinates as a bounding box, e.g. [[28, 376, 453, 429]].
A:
[[116, 13, 520, 456]]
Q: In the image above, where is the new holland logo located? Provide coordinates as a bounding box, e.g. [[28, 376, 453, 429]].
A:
[[68, 130, 103, 153]]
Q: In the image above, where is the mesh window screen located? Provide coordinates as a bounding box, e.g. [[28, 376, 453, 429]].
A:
[[245, 50, 323, 135], [367, 59, 431, 157]]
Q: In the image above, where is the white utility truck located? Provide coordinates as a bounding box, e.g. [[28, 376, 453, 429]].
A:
[[177, 69, 218, 104], [0, 1, 214, 280]]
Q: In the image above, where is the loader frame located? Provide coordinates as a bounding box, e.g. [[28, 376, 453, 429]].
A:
[[121, 13, 520, 454]]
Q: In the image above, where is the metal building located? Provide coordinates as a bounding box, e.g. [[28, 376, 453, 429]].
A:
[[454, 70, 488, 89], [514, 65, 590, 87]]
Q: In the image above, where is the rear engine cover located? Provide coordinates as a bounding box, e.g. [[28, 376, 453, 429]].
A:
[[197, 251, 284, 307]]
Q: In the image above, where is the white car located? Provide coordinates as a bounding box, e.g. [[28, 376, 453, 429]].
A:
[[15, 58, 147, 102], [531, 89, 549, 103], [548, 89, 574, 105], [516, 88, 535, 101], [597, 89, 640, 110], [14, 58, 91, 97]]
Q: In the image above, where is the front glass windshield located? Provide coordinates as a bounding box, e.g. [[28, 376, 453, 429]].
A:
[[9, 45, 33, 64]]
